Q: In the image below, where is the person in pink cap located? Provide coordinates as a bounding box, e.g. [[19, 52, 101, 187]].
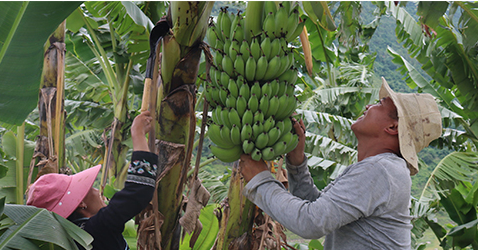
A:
[[240, 78, 442, 249], [27, 111, 159, 250]]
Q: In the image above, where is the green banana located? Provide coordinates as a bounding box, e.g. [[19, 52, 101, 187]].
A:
[[248, 93, 259, 113], [211, 86, 221, 105], [270, 38, 281, 58], [242, 109, 253, 126], [252, 121, 264, 140], [263, 55, 281, 80], [220, 71, 230, 88], [239, 82, 250, 100], [215, 40, 224, 53], [267, 127, 281, 146], [261, 82, 272, 97], [286, 20, 305, 43], [229, 108, 242, 127], [216, 9, 224, 41], [210, 144, 242, 163], [211, 107, 222, 125], [286, 83, 295, 96], [208, 124, 234, 149], [282, 1, 291, 15], [220, 124, 234, 144], [241, 123, 253, 141], [259, 94, 270, 115], [243, 140, 255, 154], [270, 79, 280, 96], [275, 120, 285, 135], [220, 108, 232, 128], [234, 54, 245, 76], [285, 8, 299, 40], [206, 24, 218, 48], [228, 39, 239, 62], [250, 37, 261, 61], [251, 148, 262, 161], [233, 23, 245, 42], [222, 54, 234, 77], [236, 95, 247, 117], [226, 95, 237, 109], [228, 79, 239, 98], [245, 56, 257, 82], [215, 51, 224, 71], [244, 1, 264, 43], [282, 116, 293, 134], [266, 95, 280, 118], [262, 11, 276, 38], [251, 81, 262, 97], [204, 86, 214, 106], [219, 88, 228, 106], [230, 11, 242, 39], [277, 52, 290, 76], [253, 110, 265, 124], [264, 1, 277, 16], [209, 67, 218, 88], [260, 35, 272, 60], [240, 40, 250, 62], [274, 94, 289, 120], [272, 141, 287, 156], [274, 3, 287, 37], [261, 147, 276, 161], [230, 124, 242, 145], [277, 81, 287, 97], [221, 9, 232, 40], [224, 38, 232, 54], [255, 55, 269, 80], [284, 134, 299, 153], [263, 116, 276, 132], [255, 132, 269, 149]]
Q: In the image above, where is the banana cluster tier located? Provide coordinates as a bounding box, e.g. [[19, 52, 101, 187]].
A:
[[205, 2, 304, 163]]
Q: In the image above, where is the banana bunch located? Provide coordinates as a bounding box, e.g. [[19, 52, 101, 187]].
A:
[[204, 3, 303, 163]]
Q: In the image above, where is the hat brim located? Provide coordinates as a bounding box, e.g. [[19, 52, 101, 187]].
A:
[[52, 165, 102, 218]]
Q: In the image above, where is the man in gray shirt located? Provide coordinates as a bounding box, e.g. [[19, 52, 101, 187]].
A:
[[240, 78, 442, 249]]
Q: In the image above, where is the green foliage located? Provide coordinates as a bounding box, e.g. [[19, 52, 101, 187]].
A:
[[179, 204, 219, 250]]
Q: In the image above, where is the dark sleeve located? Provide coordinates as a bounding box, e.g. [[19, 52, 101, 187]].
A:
[[83, 151, 159, 249]]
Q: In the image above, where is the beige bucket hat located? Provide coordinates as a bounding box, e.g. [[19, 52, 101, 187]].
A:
[[379, 77, 442, 175]]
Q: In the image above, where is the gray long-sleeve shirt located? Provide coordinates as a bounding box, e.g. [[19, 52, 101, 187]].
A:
[[243, 153, 413, 249]]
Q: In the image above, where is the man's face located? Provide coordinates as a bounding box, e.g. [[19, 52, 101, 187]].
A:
[[351, 97, 398, 137]]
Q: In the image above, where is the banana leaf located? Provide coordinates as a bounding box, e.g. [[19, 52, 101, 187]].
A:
[[0, 1, 82, 125], [0, 204, 93, 249]]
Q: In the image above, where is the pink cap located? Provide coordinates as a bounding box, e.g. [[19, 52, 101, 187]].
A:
[[26, 165, 102, 218]]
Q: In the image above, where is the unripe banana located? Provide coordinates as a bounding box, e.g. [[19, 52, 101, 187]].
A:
[[278, 68, 294, 83], [220, 108, 232, 128], [274, 94, 289, 120], [252, 121, 264, 140], [215, 40, 225, 53], [282, 116, 293, 135], [234, 54, 245, 76], [285, 8, 299, 39], [211, 107, 222, 125], [248, 93, 259, 113], [261, 82, 272, 97], [216, 9, 225, 41], [253, 110, 265, 124], [251, 148, 262, 161], [283, 95, 298, 119], [239, 82, 250, 100], [275, 120, 285, 135], [255, 132, 269, 149], [277, 81, 287, 97], [243, 140, 255, 154], [279, 37, 287, 57], [267, 127, 281, 146], [219, 88, 229, 106], [211, 86, 221, 105], [270, 39, 281, 58], [230, 11, 242, 39], [266, 95, 280, 118], [233, 23, 244, 42], [274, 4, 287, 37], [278, 131, 293, 147], [220, 124, 234, 144], [270, 79, 280, 96], [250, 37, 261, 61], [282, 1, 291, 15], [204, 87, 215, 107], [261, 147, 276, 161], [240, 40, 250, 62], [236, 75, 245, 88], [276, 52, 290, 76], [222, 54, 234, 77], [208, 124, 233, 149], [228, 79, 239, 98], [226, 95, 237, 109], [242, 109, 253, 127], [263, 116, 276, 132], [259, 94, 270, 115], [229, 108, 242, 127], [210, 144, 242, 163], [230, 124, 241, 145], [260, 36, 272, 60], [220, 71, 230, 88], [209, 67, 218, 88], [215, 52, 224, 71], [255, 55, 269, 81], [285, 134, 299, 153], [286, 83, 295, 96], [241, 123, 253, 141], [286, 20, 305, 43], [245, 56, 257, 82], [263, 55, 281, 80], [229, 39, 240, 61], [272, 141, 287, 156], [221, 9, 232, 40], [236, 95, 247, 117], [262, 12, 276, 38], [224, 38, 232, 54], [264, 1, 277, 16], [251, 81, 261, 96], [206, 25, 218, 48]]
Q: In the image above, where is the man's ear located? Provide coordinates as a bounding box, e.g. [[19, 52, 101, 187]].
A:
[[384, 121, 399, 135]]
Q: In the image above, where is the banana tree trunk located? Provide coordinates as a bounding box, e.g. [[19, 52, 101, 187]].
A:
[[32, 20, 66, 179], [215, 161, 257, 250], [152, 2, 213, 249]]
